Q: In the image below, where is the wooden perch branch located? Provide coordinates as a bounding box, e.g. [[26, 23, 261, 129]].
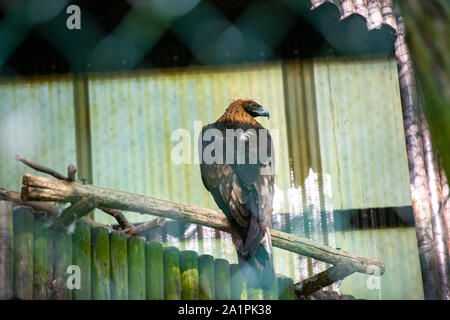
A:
[[294, 263, 355, 297], [0, 187, 60, 216], [15, 155, 69, 181], [21, 173, 385, 275], [14, 155, 137, 234], [98, 207, 133, 230], [0, 188, 163, 236]]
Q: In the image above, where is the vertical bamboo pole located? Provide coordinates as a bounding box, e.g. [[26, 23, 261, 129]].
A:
[[180, 250, 199, 300], [146, 241, 164, 300], [0, 201, 13, 300], [214, 259, 230, 300], [33, 216, 49, 299], [110, 231, 128, 300], [230, 264, 247, 300], [91, 227, 110, 300], [72, 221, 91, 300], [263, 278, 278, 300], [248, 288, 264, 300], [164, 246, 181, 300], [53, 230, 72, 300], [278, 276, 295, 300], [128, 236, 145, 300], [198, 254, 215, 300], [13, 207, 34, 300]]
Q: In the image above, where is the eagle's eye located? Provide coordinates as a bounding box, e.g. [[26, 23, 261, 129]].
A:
[[249, 102, 258, 109]]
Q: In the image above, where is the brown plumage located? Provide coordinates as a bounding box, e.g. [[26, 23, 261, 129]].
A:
[[199, 99, 275, 289]]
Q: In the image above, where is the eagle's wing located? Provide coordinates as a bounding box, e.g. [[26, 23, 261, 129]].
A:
[[199, 123, 274, 257]]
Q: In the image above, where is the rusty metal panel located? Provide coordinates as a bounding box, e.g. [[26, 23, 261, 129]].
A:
[[88, 62, 291, 227], [314, 57, 412, 210], [0, 75, 77, 192]]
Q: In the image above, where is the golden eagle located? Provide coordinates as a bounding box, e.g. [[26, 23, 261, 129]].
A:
[[199, 99, 275, 289]]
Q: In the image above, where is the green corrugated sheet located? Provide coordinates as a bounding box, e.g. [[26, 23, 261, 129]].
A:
[[336, 227, 424, 299], [0, 75, 77, 192], [281, 57, 422, 299], [313, 57, 412, 210], [0, 59, 424, 299], [88, 63, 291, 224]]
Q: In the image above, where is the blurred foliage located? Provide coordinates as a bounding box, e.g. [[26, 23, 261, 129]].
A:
[[398, 0, 450, 175]]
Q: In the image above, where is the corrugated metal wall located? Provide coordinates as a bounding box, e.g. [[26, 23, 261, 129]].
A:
[[313, 57, 412, 210], [0, 58, 424, 299], [88, 62, 291, 224], [282, 57, 423, 299], [87, 63, 295, 272], [0, 75, 77, 192], [335, 222, 424, 299]]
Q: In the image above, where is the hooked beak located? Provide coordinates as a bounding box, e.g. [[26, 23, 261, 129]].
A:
[[251, 106, 270, 119]]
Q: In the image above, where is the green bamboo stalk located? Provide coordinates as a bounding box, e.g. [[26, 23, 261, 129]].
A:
[[263, 277, 278, 300], [128, 236, 145, 300], [0, 201, 14, 300], [13, 207, 34, 300], [278, 276, 295, 300], [145, 241, 164, 300], [230, 264, 247, 300], [247, 288, 264, 300], [109, 231, 128, 300], [164, 246, 181, 300], [180, 250, 199, 300], [91, 227, 110, 300], [72, 221, 91, 300], [53, 230, 72, 300], [33, 216, 49, 299], [214, 259, 230, 300], [198, 254, 215, 300]]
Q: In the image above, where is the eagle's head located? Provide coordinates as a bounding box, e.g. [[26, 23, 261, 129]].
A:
[[227, 98, 270, 119], [242, 99, 270, 119]]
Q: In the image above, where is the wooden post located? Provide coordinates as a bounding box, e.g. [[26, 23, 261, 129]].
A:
[[180, 250, 199, 300], [248, 288, 264, 300], [13, 206, 34, 300], [91, 227, 110, 300], [164, 246, 181, 300], [128, 236, 145, 300], [230, 264, 247, 300], [198, 254, 215, 300], [33, 216, 49, 299], [109, 231, 128, 300], [278, 277, 295, 300], [214, 259, 230, 300], [146, 241, 164, 300], [0, 201, 13, 300], [72, 221, 91, 300], [53, 230, 72, 300]]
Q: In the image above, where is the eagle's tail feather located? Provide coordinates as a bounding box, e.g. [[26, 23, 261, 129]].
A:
[[237, 230, 275, 290]]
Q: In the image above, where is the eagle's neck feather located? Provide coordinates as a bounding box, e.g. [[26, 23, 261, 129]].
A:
[[216, 103, 262, 129]]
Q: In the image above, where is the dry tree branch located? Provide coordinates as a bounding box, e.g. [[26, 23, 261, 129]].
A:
[[8, 155, 385, 278], [14, 155, 137, 233], [99, 207, 134, 231], [0, 187, 164, 237], [294, 263, 355, 297], [126, 217, 166, 235], [20, 173, 385, 275], [15, 154, 68, 181]]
